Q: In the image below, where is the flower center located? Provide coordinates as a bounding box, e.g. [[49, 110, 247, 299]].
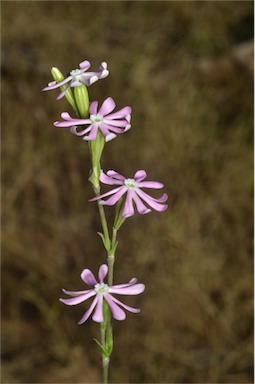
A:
[[70, 69, 83, 78], [94, 283, 109, 294], [124, 178, 138, 189], [90, 114, 104, 124]]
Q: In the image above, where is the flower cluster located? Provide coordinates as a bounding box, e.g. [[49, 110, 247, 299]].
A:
[[43, 58, 168, 328], [60, 264, 145, 324]]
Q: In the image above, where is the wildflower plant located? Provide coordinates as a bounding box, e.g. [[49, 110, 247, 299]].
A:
[[43, 59, 168, 383]]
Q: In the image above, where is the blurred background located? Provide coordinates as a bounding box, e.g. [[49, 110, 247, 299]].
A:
[[1, 1, 253, 383]]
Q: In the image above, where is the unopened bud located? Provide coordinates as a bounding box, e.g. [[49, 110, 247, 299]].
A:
[[88, 131, 105, 188], [51, 67, 64, 82], [74, 84, 89, 118], [51, 67, 78, 113]]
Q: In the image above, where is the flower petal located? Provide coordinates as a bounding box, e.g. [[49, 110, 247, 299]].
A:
[[100, 186, 127, 206], [98, 62, 109, 78], [83, 123, 98, 141], [98, 124, 112, 139], [89, 186, 124, 202], [56, 83, 72, 100], [70, 125, 92, 137], [104, 293, 126, 320], [61, 112, 72, 120], [134, 170, 147, 182], [79, 60, 91, 70], [110, 278, 138, 289], [42, 76, 72, 91], [100, 171, 124, 185], [98, 97, 116, 116], [54, 117, 90, 128], [81, 268, 97, 286], [106, 106, 132, 120], [138, 189, 168, 203], [98, 264, 108, 283], [78, 296, 98, 325], [135, 189, 168, 212], [92, 294, 104, 323], [151, 193, 168, 203], [132, 193, 151, 215], [102, 125, 129, 134], [109, 283, 145, 295], [105, 133, 117, 142], [106, 170, 126, 181], [59, 290, 96, 305], [89, 101, 99, 115], [71, 79, 84, 87], [62, 288, 92, 297], [88, 75, 99, 85], [137, 181, 164, 189], [122, 190, 135, 218], [109, 295, 141, 314], [103, 119, 130, 128], [99, 123, 125, 137]]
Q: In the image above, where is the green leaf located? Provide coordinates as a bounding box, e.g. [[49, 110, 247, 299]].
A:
[[89, 165, 101, 189], [113, 197, 126, 230], [105, 325, 113, 356], [96, 232, 111, 252], [93, 338, 108, 359]]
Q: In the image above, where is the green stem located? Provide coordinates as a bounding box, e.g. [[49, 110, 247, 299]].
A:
[[73, 85, 112, 383], [93, 188, 115, 384], [100, 324, 109, 384], [107, 227, 118, 286], [90, 165, 125, 384], [93, 185, 111, 251], [112, 227, 118, 249], [103, 358, 109, 384], [99, 226, 119, 384]]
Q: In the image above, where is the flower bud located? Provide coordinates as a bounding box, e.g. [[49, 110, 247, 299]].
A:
[[88, 131, 105, 188], [74, 84, 89, 118], [51, 66, 64, 82], [51, 67, 77, 113]]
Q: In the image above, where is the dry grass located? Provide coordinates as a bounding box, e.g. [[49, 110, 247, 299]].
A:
[[1, 1, 253, 383]]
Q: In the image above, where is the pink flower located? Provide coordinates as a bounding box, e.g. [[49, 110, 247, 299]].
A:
[[54, 97, 131, 142], [60, 264, 145, 324], [90, 170, 168, 217], [42, 60, 109, 100]]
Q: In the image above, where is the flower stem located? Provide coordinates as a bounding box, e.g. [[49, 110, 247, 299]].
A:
[[103, 358, 109, 384], [99, 226, 119, 384], [112, 227, 118, 249], [100, 324, 109, 384], [107, 227, 118, 286], [93, 185, 111, 251], [92, 174, 125, 384]]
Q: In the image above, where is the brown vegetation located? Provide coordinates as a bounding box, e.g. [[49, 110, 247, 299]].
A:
[[2, 2, 253, 383]]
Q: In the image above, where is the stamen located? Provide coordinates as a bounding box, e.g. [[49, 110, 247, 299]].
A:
[[124, 178, 138, 189], [90, 114, 104, 124], [70, 69, 83, 77], [94, 283, 109, 294]]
